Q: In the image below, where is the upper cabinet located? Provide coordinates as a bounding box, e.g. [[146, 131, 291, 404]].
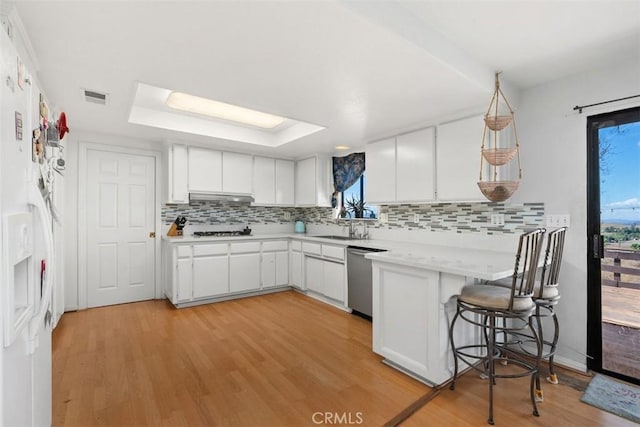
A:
[[366, 127, 436, 204], [295, 156, 331, 207], [188, 147, 222, 193], [436, 115, 484, 202], [165, 144, 189, 204], [187, 147, 251, 195], [253, 157, 294, 205], [222, 152, 253, 194]]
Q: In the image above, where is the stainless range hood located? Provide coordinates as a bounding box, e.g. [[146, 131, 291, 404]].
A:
[[189, 192, 254, 204]]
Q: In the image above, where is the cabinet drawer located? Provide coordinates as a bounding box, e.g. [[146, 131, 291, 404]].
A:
[[230, 242, 261, 253], [322, 244, 345, 261], [193, 243, 228, 256], [290, 240, 302, 251], [177, 245, 192, 258], [262, 241, 288, 252], [302, 242, 321, 256]]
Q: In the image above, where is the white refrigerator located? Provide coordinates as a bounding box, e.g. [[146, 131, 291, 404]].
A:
[[1, 14, 62, 427]]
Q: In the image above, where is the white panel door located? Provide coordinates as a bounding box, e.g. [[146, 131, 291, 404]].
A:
[[176, 257, 192, 302], [193, 256, 228, 298], [396, 128, 435, 202], [86, 149, 156, 307], [365, 138, 396, 203], [275, 159, 295, 205], [188, 147, 222, 192], [436, 115, 484, 201], [253, 156, 276, 204]]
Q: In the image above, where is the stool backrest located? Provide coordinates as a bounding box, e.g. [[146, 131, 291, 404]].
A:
[[509, 228, 546, 308], [537, 227, 567, 297]]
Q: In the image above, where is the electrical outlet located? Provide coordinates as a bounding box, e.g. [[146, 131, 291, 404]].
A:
[[284, 212, 291, 220], [379, 213, 388, 224], [490, 214, 505, 226], [414, 213, 420, 223]]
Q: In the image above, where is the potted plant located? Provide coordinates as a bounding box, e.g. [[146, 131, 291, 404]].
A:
[[345, 196, 372, 219]]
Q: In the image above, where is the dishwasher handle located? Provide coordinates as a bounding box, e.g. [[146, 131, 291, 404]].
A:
[[348, 247, 386, 256]]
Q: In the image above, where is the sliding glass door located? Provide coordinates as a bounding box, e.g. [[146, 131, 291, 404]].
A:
[[587, 106, 640, 385]]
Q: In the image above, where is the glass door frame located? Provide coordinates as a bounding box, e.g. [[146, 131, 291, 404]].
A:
[[586, 105, 640, 384]]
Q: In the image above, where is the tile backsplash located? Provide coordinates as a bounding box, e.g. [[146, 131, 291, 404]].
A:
[[162, 201, 544, 235]]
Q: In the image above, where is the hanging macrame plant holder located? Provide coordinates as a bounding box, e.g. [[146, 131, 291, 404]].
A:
[[477, 73, 522, 202]]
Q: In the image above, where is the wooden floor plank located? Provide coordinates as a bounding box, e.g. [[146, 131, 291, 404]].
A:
[[52, 291, 636, 426]]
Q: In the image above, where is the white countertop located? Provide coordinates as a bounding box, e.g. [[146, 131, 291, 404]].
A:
[[163, 232, 516, 281]]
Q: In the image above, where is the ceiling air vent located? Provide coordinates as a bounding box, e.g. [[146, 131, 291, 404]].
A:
[[84, 89, 107, 105]]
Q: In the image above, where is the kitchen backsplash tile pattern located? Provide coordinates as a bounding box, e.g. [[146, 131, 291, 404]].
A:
[[162, 201, 544, 235]]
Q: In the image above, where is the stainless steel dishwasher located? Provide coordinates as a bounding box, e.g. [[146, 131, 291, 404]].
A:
[[347, 246, 387, 320]]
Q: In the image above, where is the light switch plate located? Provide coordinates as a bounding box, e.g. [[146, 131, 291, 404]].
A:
[[380, 213, 388, 224], [546, 214, 570, 228], [283, 212, 291, 220]]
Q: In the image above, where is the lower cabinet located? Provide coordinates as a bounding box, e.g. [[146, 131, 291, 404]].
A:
[[193, 255, 228, 298], [304, 255, 345, 304], [262, 240, 289, 288], [230, 253, 261, 293], [290, 241, 304, 289], [173, 243, 229, 302]]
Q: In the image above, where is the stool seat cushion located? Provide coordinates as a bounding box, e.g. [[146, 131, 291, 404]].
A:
[[459, 284, 534, 312], [487, 277, 560, 300]]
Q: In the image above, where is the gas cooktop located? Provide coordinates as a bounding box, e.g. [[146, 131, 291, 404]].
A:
[[193, 230, 251, 237]]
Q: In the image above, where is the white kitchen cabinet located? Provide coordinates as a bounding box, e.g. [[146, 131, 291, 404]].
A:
[[366, 137, 396, 203], [303, 242, 346, 303], [323, 260, 345, 302], [305, 256, 324, 294], [262, 240, 289, 288], [396, 128, 435, 202], [295, 156, 331, 207], [290, 241, 304, 289], [188, 147, 222, 193], [192, 244, 229, 298], [436, 115, 484, 201], [223, 152, 253, 194], [275, 159, 295, 205], [176, 257, 192, 302], [166, 144, 189, 203], [230, 242, 261, 293], [366, 128, 436, 204], [252, 157, 294, 205], [253, 156, 276, 204]]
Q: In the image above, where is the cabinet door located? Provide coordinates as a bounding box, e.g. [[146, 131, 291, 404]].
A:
[[275, 159, 295, 205], [171, 145, 189, 203], [223, 152, 253, 194], [290, 251, 303, 289], [262, 252, 276, 288], [230, 253, 261, 293], [253, 157, 275, 204], [275, 251, 289, 286], [305, 256, 324, 294], [176, 258, 192, 302], [436, 115, 484, 201], [193, 256, 229, 298], [295, 157, 316, 206], [365, 138, 396, 203], [396, 128, 435, 202], [189, 147, 222, 192], [323, 260, 345, 302]]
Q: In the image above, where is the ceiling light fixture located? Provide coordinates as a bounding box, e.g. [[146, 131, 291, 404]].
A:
[[335, 145, 350, 150], [166, 92, 285, 129]]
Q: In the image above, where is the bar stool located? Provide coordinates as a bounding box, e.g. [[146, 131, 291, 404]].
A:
[[449, 228, 545, 425], [487, 227, 567, 400]]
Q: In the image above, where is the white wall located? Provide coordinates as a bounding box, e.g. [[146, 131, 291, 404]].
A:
[[63, 131, 161, 310], [513, 57, 640, 370]]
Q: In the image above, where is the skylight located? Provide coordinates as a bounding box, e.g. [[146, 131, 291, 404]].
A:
[[165, 92, 285, 129]]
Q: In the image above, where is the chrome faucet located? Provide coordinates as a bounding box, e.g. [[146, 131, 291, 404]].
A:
[[348, 221, 357, 238]]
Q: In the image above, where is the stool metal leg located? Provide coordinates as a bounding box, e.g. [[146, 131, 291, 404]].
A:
[[547, 309, 560, 384], [527, 317, 541, 417], [449, 304, 461, 391]]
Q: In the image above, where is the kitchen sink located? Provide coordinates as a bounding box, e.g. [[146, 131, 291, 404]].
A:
[[312, 235, 354, 241]]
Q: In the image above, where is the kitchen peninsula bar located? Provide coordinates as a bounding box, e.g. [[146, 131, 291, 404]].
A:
[[366, 245, 516, 386]]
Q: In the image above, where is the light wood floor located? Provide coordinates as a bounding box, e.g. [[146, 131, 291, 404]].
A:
[[53, 291, 636, 426]]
